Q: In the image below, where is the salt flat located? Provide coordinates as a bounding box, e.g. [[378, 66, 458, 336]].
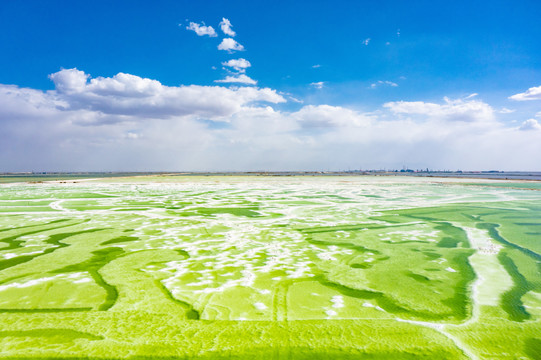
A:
[[0, 176, 539, 359]]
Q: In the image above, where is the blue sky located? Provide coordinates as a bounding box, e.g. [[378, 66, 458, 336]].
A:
[[1, 0, 541, 171]]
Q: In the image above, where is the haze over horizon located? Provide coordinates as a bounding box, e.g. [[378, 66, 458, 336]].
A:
[[1, 0, 541, 172]]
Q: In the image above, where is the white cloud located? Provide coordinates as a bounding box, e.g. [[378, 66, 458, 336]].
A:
[[519, 119, 541, 131], [363, 38, 371, 45], [2, 71, 541, 172], [47, 68, 281, 120], [0, 84, 62, 121], [48, 68, 89, 94], [218, 38, 244, 52], [222, 58, 251, 73], [293, 105, 372, 128], [536, 111, 541, 118], [384, 97, 495, 123], [370, 80, 398, 89], [215, 74, 257, 85], [220, 18, 236, 37], [288, 96, 303, 103], [465, 93, 478, 99], [279, 92, 303, 104], [312, 64, 321, 68], [498, 107, 515, 114], [310, 82, 324, 89], [126, 132, 140, 139], [185, 22, 217, 37], [509, 85, 541, 101]]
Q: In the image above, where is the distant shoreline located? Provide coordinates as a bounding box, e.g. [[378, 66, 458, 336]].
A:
[[2, 171, 541, 183]]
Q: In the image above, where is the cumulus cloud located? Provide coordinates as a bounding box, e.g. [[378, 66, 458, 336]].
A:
[[384, 97, 495, 123], [509, 85, 541, 101], [370, 80, 398, 89], [215, 74, 257, 85], [519, 119, 541, 131], [2, 70, 541, 172], [185, 22, 217, 37], [222, 58, 251, 73], [218, 38, 244, 52], [220, 18, 236, 37], [47, 68, 281, 120], [0, 84, 62, 121], [310, 82, 325, 89], [48, 68, 89, 94]]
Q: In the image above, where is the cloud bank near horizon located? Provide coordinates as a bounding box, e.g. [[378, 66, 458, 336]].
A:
[[0, 68, 540, 172]]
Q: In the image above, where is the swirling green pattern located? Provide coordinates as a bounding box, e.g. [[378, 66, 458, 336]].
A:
[[0, 175, 539, 359]]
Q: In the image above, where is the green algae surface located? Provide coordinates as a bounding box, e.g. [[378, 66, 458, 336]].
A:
[[0, 176, 539, 359]]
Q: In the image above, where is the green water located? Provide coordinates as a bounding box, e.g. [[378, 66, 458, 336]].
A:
[[0, 176, 539, 359]]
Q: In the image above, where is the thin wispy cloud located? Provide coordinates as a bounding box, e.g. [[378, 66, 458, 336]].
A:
[[310, 81, 325, 89], [384, 97, 495, 123], [288, 96, 303, 103], [312, 64, 321, 68], [215, 74, 257, 85], [362, 38, 371, 45], [294, 105, 371, 128], [185, 22, 217, 37], [220, 18, 236, 37], [370, 80, 398, 89], [499, 107, 515, 114]]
